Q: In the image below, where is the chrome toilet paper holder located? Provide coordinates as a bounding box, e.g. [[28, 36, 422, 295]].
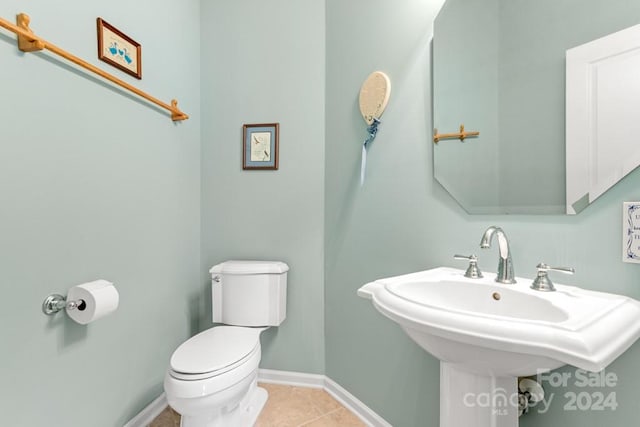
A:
[[42, 294, 86, 315]]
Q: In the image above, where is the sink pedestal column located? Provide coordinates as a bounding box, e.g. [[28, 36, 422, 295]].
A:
[[440, 363, 518, 427]]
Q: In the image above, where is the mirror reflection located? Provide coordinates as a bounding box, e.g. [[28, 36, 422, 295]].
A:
[[433, 0, 640, 214]]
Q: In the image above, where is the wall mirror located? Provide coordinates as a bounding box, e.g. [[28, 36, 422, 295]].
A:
[[432, 0, 640, 214]]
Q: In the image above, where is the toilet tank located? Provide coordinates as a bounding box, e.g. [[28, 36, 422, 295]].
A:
[[210, 260, 288, 327]]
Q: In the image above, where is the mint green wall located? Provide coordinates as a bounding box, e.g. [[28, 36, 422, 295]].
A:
[[434, 0, 640, 214], [498, 0, 640, 213], [326, 0, 640, 426], [0, 1, 201, 426], [4, 1, 640, 426], [199, 0, 326, 374], [433, 0, 501, 212]]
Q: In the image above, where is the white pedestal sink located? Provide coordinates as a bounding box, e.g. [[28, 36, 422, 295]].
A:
[[358, 267, 640, 427]]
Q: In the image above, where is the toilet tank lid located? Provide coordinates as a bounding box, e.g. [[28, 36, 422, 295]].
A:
[[210, 260, 289, 275]]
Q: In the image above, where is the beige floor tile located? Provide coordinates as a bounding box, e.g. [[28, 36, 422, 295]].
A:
[[255, 383, 325, 427], [148, 406, 180, 427], [297, 387, 343, 415], [304, 408, 366, 427], [151, 383, 364, 427], [323, 407, 367, 426], [301, 408, 366, 427]]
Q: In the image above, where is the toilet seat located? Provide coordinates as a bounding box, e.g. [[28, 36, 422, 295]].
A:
[[170, 345, 259, 381], [169, 326, 263, 381]]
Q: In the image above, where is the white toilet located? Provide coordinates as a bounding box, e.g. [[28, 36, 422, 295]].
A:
[[164, 260, 289, 427]]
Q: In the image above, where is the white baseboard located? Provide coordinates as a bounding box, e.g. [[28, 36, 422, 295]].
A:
[[257, 368, 325, 388], [122, 393, 167, 427], [258, 369, 392, 427], [124, 369, 391, 427]]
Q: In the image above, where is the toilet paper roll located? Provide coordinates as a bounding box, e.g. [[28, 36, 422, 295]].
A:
[[66, 280, 119, 325]]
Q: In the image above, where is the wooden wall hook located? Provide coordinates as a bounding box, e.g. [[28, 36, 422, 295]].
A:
[[16, 14, 45, 52]]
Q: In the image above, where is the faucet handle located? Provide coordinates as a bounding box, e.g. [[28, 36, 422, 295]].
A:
[[454, 254, 483, 279], [531, 263, 575, 292], [536, 263, 575, 275]]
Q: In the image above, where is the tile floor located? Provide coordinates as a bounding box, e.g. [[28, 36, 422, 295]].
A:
[[149, 383, 366, 427]]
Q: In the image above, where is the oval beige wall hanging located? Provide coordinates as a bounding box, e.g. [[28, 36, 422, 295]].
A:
[[358, 71, 391, 186]]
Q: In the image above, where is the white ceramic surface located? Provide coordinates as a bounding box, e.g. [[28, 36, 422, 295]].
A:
[[359, 266, 640, 376], [164, 260, 289, 427], [359, 267, 640, 427]]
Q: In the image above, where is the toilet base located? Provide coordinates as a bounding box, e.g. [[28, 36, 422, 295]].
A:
[[180, 382, 268, 427]]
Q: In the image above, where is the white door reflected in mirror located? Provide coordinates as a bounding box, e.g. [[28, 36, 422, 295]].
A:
[[566, 24, 640, 214]]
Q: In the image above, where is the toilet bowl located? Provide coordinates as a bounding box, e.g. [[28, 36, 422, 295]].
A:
[[164, 260, 289, 427], [164, 326, 268, 427]]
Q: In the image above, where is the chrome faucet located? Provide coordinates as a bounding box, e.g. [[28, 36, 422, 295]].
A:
[[479, 226, 516, 284]]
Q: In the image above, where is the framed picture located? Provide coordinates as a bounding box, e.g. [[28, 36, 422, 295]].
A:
[[97, 18, 142, 79], [243, 123, 279, 170]]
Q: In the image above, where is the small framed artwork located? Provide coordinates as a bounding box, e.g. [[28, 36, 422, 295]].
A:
[[97, 18, 142, 79], [623, 202, 640, 263], [243, 123, 279, 170]]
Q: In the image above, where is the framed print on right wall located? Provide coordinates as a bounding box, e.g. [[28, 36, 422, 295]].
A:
[[242, 123, 279, 170]]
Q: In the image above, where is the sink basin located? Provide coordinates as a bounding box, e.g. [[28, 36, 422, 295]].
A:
[[389, 279, 569, 322], [358, 267, 640, 427]]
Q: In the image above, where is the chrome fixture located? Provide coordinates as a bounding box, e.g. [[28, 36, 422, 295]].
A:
[[42, 294, 85, 315], [530, 263, 575, 292], [479, 226, 515, 284], [454, 254, 483, 279], [518, 378, 545, 417]]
